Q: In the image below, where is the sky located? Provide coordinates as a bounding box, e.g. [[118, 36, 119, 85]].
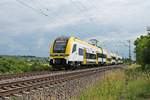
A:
[[0, 0, 150, 58]]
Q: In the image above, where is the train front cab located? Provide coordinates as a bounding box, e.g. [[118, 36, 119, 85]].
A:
[[49, 37, 71, 69]]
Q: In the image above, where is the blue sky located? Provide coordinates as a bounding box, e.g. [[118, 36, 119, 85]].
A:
[[0, 0, 150, 58]]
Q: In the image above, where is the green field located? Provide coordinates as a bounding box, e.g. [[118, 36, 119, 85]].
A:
[[73, 65, 150, 100], [0, 55, 51, 74]]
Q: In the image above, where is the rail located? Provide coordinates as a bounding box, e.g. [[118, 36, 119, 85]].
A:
[[0, 65, 122, 97]]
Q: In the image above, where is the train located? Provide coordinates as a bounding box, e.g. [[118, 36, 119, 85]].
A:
[[49, 36, 123, 70]]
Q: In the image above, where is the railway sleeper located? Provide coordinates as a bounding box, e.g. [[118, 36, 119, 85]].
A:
[[22, 91, 30, 94], [12, 93, 22, 97], [1, 86, 15, 90]]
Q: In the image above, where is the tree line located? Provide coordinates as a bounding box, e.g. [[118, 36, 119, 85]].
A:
[[134, 33, 150, 69]]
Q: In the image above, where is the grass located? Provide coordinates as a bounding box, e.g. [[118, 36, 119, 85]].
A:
[[0, 57, 51, 74], [73, 65, 150, 100]]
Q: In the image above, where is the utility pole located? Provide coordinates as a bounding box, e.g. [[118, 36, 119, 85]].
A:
[[120, 40, 132, 64], [128, 40, 131, 64], [147, 26, 150, 34]]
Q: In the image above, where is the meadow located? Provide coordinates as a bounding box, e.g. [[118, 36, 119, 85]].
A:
[[0, 55, 50, 74], [74, 64, 150, 100]]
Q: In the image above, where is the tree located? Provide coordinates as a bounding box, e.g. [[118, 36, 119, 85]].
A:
[[134, 34, 150, 69]]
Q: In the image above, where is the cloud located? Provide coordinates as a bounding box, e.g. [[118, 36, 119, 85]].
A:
[[0, 0, 150, 56]]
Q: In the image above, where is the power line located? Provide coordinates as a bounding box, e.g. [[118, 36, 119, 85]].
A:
[[16, 0, 71, 31], [30, 0, 50, 14], [128, 40, 131, 62], [16, 0, 49, 16], [69, 0, 95, 24], [69, 0, 98, 38]]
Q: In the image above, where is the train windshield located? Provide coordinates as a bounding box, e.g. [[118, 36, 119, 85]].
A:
[[53, 38, 68, 53]]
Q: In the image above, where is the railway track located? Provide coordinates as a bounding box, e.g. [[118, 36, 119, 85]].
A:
[[0, 71, 63, 81], [0, 65, 122, 98]]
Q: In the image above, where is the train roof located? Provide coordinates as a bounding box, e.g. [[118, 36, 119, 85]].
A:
[[69, 36, 102, 51], [53, 36, 105, 53]]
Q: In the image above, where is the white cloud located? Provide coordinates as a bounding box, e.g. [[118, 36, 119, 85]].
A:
[[1, 0, 150, 34], [0, 0, 150, 56]]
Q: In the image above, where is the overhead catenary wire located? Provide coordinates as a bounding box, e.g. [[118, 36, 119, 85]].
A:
[[30, 0, 50, 14], [16, 0, 97, 37], [69, 0, 95, 24], [69, 0, 97, 38], [16, 0, 75, 32], [16, 0, 49, 16]]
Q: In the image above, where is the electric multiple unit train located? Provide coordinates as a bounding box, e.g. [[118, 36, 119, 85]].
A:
[[49, 36, 123, 70]]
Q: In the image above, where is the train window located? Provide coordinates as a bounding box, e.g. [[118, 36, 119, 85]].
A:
[[86, 53, 96, 59], [79, 48, 83, 55], [107, 58, 112, 61], [91, 54, 96, 59], [53, 39, 68, 53], [103, 54, 107, 58], [72, 44, 77, 53], [112, 57, 116, 60], [97, 53, 103, 58]]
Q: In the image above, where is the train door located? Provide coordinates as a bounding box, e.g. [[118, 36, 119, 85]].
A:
[[101, 48, 104, 65], [96, 52, 98, 65], [83, 48, 87, 64], [71, 44, 78, 62]]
